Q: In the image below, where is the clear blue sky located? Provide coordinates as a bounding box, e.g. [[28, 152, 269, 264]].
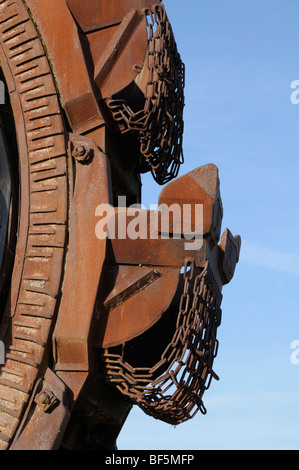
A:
[[118, 0, 299, 450]]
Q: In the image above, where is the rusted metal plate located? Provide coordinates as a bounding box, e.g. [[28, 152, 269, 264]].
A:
[[93, 9, 148, 98], [97, 265, 180, 348], [218, 228, 241, 285], [158, 164, 223, 244], [66, 0, 160, 32], [52, 132, 111, 400], [25, 0, 104, 134], [109, 235, 208, 268]]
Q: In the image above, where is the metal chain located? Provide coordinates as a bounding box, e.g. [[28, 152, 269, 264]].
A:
[[107, 3, 185, 185], [102, 259, 223, 426]]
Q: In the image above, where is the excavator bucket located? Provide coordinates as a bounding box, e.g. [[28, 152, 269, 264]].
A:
[[0, 0, 240, 450]]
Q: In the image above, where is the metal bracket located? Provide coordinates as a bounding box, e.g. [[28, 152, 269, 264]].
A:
[[10, 369, 71, 450], [52, 133, 111, 400]]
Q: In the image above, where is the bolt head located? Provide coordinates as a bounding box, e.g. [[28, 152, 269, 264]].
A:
[[72, 144, 92, 163], [35, 389, 59, 412]]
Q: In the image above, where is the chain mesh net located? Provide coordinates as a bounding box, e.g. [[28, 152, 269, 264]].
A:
[[102, 260, 223, 425], [107, 3, 185, 185]]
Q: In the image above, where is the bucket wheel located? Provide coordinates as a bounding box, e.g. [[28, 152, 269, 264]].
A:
[[0, 0, 241, 450], [0, 0, 69, 449]]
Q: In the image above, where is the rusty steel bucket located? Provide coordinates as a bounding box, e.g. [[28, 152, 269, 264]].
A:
[[0, 0, 240, 450]]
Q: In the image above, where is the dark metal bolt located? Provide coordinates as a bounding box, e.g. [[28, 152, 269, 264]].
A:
[[72, 144, 92, 163], [35, 389, 59, 412], [38, 391, 52, 405]]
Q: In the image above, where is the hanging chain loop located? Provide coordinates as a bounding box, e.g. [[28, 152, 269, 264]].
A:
[[102, 259, 223, 425], [107, 3, 185, 185]]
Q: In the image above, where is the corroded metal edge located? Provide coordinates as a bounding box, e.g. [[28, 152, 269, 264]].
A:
[[0, 0, 68, 449]]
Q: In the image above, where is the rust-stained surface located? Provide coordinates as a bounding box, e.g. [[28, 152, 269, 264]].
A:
[[0, 0, 241, 450]]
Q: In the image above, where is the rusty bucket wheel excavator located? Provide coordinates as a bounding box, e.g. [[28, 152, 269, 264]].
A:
[[0, 0, 241, 450]]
